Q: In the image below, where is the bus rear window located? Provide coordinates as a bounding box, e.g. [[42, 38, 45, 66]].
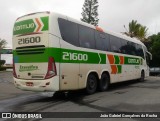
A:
[[58, 18, 79, 46]]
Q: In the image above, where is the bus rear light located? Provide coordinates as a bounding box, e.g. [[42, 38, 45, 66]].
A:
[[13, 59, 17, 78], [45, 57, 57, 79]]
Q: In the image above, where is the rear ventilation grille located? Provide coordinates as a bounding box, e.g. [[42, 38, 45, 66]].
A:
[[16, 45, 45, 55]]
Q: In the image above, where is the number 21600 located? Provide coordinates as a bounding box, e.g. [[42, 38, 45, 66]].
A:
[[62, 52, 88, 61]]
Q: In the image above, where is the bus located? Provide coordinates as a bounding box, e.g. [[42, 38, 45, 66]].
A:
[[13, 11, 152, 94]]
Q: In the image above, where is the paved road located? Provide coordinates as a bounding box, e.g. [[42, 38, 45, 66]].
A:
[[0, 71, 160, 121]]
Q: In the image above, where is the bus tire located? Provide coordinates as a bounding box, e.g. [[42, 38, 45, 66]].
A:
[[99, 73, 110, 91], [139, 71, 145, 82], [86, 74, 97, 95]]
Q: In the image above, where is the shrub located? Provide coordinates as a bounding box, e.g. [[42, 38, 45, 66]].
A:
[[0, 60, 6, 67]]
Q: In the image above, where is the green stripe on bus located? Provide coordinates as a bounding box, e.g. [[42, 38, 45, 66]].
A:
[[124, 57, 141, 65], [13, 47, 142, 66], [99, 53, 106, 64], [13, 16, 49, 35], [114, 55, 120, 64], [41, 17, 49, 31], [117, 65, 122, 73], [13, 48, 106, 64]]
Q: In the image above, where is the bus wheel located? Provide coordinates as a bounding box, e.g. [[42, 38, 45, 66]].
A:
[[139, 71, 145, 82], [99, 73, 110, 91], [86, 74, 97, 94]]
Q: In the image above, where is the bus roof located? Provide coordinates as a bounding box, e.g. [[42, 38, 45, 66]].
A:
[[15, 11, 145, 47], [65, 14, 144, 46]]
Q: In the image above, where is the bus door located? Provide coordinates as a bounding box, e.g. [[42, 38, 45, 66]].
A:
[[59, 40, 80, 90], [58, 18, 80, 90]]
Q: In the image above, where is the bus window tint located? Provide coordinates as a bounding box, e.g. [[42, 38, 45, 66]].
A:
[[79, 25, 95, 49], [120, 39, 128, 54], [125, 41, 135, 55], [130, 42, 137, 55], [136, 44, 144, 58], [95, 31, 110, 51], [58, 18, 79, 46], [110, 35, 121, 53]]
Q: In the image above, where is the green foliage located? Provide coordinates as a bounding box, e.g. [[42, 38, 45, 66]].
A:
[[124, 21, 160, 67], [81, 0, 99, 26], [0, 38, 7, 60], [0, 60, 5, 68], [148, 33, 160, 67], [128, 20, 141, 37], [0, 67, 6, 71], [0, 38, 7, 49], [124, 20, 148, 42]]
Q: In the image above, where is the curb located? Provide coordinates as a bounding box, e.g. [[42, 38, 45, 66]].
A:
[[0, 70, 13, 73], [0, 71, 6, 73]]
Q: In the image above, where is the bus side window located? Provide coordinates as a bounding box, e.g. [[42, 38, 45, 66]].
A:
[[130, 42, 137, 55], [125, 41, 135, 55], [58, 18, 79, 46], [120, 39, 128, 54], [79, 25, 95, 49], [136, 44, 144, 59], [110, 35, 121, 53], [95, 31, 110, 51]]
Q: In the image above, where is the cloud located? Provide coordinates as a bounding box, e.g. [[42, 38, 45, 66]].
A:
[[0, 0, 83, 46], [0, 0, 160, 47], [98, 0, 160, 35]]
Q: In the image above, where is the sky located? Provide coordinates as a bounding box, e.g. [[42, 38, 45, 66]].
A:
[[0, 0, 160, 48]]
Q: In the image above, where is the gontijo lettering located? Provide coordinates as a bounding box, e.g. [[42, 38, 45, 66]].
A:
[[128, 58, 140, 64], [14, 23, 35, 31], [13, 16, 49, 35]]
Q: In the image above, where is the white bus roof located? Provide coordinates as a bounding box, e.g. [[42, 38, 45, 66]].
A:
[[67, 17, 144, 46], [53, 12, 145, 46], [16, 11, 145, 47]]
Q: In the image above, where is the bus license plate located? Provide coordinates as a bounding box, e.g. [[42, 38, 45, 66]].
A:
[[26, 82, 33, 86]]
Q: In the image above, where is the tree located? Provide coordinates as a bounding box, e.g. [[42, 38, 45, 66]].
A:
[[0, 38, 7, 60], [137, 26, 148, 41], [148, 33, 160, 67], [81, 0, 99, 26], [124, 20, 148, 42]]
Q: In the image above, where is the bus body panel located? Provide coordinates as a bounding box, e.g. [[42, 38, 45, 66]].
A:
[[13, 12, 60, 91], [14, 75, 59, 92], [59, 39, 79, 90], [13, 12, 151, 93], [13, 32, 49, 80]]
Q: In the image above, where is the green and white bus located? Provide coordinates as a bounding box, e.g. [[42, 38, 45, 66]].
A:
[[13, 11, 151, 94]]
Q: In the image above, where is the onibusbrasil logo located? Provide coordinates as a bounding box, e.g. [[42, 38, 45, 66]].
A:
[[19, 65, 39, 72]]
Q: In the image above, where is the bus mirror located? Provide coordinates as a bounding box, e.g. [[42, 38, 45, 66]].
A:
[[147, 52, 152, 60], [150, 55, 152, 60]]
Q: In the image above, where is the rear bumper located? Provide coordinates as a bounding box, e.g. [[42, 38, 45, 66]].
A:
[[13, 76, 59, 92]]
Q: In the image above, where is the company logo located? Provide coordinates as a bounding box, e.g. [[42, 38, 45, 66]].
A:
[[13, 16, 49, 35], [14, 23, 35, 31], [1, 113, 42, 119], [19, 65, 39, 72], [2, 113, 11, 118], [128, 58, 140, 64]]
